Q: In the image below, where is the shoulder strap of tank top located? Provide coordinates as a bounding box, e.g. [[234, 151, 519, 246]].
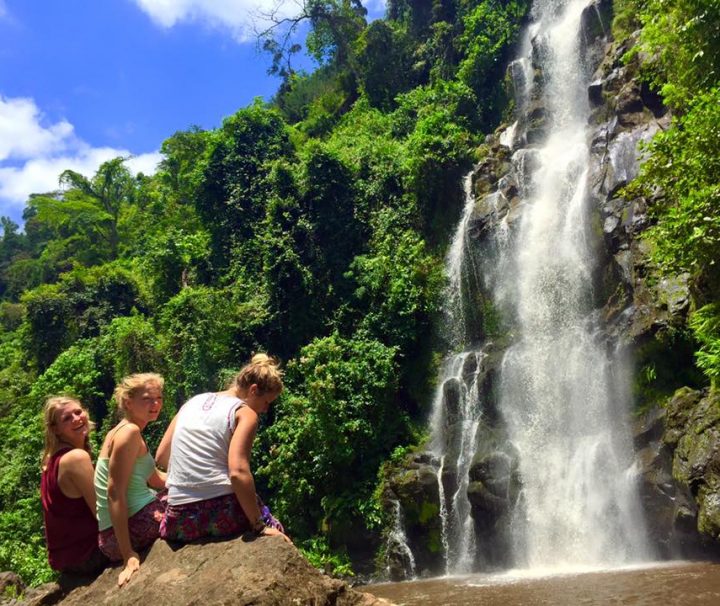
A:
[[107, 421, 134, 458]]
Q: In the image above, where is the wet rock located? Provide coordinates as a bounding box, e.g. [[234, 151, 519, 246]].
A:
[[497, 173, 519, 201], [647, 389, 720, 552], [443, 378, 462, 426], [580, 0, 612, 42], [384, 461, 443, 578], [656, 273, 691, 316], [467, 481, 508, 517], [664, 388, 704, 447], [470, 192, 510, 237], [588, 79, 604, 107], [633, 405, 706, 558], [461, 352, 478, 381]]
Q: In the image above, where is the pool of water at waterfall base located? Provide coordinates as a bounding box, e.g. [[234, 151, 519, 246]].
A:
[[365, 561, 720, 605]]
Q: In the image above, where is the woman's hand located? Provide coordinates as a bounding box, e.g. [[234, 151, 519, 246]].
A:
[[260, 526, 293, 544], [118, 551, 140, 587]]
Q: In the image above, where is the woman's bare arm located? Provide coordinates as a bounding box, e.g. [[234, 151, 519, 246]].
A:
[[155, 415, 178, 472], [107, 424, 142, 586], [228, 406, 263, 525], [228, 407, 291, 543], [58, 449, 96, 514]]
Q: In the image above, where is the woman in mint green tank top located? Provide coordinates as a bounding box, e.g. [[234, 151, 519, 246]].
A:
[[94, 373, 167, 587]]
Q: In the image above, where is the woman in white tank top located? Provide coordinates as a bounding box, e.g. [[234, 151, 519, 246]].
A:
[[156, 354, 290, 544]]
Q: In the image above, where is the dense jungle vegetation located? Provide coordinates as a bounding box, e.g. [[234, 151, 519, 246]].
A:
[[0, 0, 717, 585]]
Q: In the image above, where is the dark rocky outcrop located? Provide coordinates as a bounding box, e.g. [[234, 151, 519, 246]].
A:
[[5, 538, 392, 606], [382, 453, 444, 579], [634, 388, 720, 559]]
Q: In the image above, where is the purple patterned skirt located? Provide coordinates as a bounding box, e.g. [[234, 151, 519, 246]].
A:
[[98, 494, 166, 561], [160, 493, 283, 543]]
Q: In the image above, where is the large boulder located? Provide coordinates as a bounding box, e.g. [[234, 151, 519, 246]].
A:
[[633, 404, 704, 557], [667, 389, 720, 543], [48, 536, 391, 606], [382, 454, 443, 579]]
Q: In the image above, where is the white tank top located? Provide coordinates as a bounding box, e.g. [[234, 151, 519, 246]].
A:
[[166, 392, 245, 505]]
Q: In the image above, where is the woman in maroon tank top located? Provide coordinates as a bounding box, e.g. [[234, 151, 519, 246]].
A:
[[40, 397, 106, 574]]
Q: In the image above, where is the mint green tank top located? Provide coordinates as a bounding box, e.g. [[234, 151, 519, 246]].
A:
[[94, 452, 157, 531]]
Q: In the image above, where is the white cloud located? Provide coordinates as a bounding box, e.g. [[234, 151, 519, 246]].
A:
[[132, 0, 298, 41], [0, 95, 161, 220], [0, 96, 75, 161]]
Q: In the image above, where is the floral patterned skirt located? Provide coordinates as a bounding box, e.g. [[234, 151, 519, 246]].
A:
[[98, 494, 166, 561], [159, 493, 283, 543]]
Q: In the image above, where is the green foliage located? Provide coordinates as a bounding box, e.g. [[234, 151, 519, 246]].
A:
[[612, 0, 644, 41], [141, 228, 211, 303], [258, 333, 402, 538], [354, 20, 415, 110], [298, 536, 354, 577], [158, 286, 260, 402], [632, 328, 704, 410], [304, 0, 367, 68], [21, 263, 146, 370], [157, 126, 209, 207], [0, 498, 54, 586], [633, 0, 720, 110], [274, 66, 344, 125], [31, 340, 105, 417], [689, 304, 720, 389], [97, 315, 164, 383], [631, 89, 720, 283], [400, 81, 477, 236], [30, 158, 135, 262], [348, 218, 444, 353], [195, 102, 293, 270], [456, 0, 530, 127], [325, 101, 407, 224]]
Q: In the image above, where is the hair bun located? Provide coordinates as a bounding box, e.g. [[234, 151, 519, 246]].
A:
[[251, 353, 277, 367]]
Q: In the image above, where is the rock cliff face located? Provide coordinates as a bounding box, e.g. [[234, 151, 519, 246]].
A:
[[382, 0, 720, 578], [7, 537, 391, 606]]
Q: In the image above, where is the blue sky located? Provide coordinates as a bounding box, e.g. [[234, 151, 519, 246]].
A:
[[0, 0, 383, 226]]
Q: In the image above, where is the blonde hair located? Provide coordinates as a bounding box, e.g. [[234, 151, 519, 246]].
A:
[[114, 373, 165, 416], [231, 353, 283, 396], [42, 396, 94, 467]]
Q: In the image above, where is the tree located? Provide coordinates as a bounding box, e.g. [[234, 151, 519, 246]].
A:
[[194, 103, 293, 272], [30, 157, 135, 261], [354, 21, 415, 110], [260, 0, 367, 77]]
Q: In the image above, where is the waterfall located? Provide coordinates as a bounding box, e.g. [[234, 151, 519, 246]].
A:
[[386, 499, 417, 579], [495, 0, 651, 568], [424, 0, 652, 576], [428, 174, 488, 574]]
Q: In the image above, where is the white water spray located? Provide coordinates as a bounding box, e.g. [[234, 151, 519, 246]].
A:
[[496, 0, 651, 568]]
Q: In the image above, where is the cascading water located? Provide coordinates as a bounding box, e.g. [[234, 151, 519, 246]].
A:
[[429, 174, 486, 574], [386, 499, 417, 579], [425, 0, 652, 576], [496, 0, 651, 568]]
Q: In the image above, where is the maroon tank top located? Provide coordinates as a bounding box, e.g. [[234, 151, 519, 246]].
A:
[[40, 447, 98, 571]]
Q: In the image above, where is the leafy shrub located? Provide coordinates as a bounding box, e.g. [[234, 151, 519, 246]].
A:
[[257, 333, 401, 540], [689, 304, 720, 389]]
